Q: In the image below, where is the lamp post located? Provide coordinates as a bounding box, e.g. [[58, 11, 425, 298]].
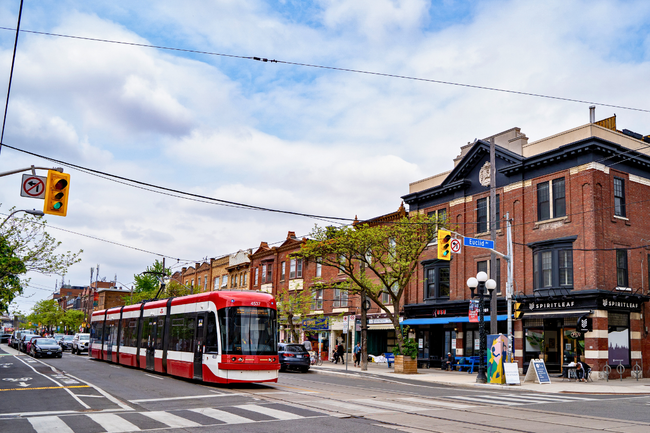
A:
[[0, 209, 44, 229], [467, 271, 497, 384]]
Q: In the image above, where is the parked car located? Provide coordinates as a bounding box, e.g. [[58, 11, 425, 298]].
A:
[[25, 336, 44, 354], [19, 333, 38, 352], [278, 343, 310, 373], [30, 338, 63, 358], [0, 333, 10, 343], [59, 335, 74, 351], [10, 330, 25, 349], [71, 333, 90, 354]]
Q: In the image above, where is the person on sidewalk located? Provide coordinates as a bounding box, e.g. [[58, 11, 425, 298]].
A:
[[336, 343, 345, 364], [576, 361, 591, 382], [354, 343, 361, 367], [444, 352, 455, 371]]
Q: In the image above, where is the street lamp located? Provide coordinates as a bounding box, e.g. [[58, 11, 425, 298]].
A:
[[0, 209, 45, 229], [467, 271, 496, 384]]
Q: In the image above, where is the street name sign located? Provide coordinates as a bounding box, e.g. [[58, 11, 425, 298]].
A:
[[463, 237, 494, 250]]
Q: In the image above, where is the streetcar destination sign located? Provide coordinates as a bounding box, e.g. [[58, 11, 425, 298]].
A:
[[463, 237, 494, 249]]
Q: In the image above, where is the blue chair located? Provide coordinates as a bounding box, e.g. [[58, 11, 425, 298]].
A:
[[385, 353, 395, 368]]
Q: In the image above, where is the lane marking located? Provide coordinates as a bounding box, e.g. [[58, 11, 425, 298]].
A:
[[446, 395, 523, 406], [236, 404, 304, 420], [0, 408, 129, 418], [63, 372, 134, 411], [129, 393, 247, 403], [0, 385, 90, 392], [144, 373, 164, 380], [306, 399, 387, 414], [87, 413, 141, 432], [140, 411, 201, 428], [13, 356, 90, 409], [28, 415, 74, 433], [190, 407, 254, 424]]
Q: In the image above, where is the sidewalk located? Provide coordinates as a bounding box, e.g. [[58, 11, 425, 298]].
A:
[[311, 359, 650, 395]]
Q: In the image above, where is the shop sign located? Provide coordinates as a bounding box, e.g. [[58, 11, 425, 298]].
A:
[[602, 299, 640, 310], [576, 315, 592, 333], [302, 317, 329, 331], [528, 301, 575, 310], [368, 318, 392, 324]]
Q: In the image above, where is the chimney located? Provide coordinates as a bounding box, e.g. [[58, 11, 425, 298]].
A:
[[589, 106, 595, 123]]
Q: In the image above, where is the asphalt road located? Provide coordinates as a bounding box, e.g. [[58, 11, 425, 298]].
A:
[[1, 343, 649, 433]]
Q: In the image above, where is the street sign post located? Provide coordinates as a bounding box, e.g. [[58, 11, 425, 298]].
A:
[[20, 174, 47, 199], [463, 237, 494, 250]]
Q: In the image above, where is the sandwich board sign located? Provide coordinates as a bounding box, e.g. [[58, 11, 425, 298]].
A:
[[523, 359, 551, 384], [504, 362, 521, 385]]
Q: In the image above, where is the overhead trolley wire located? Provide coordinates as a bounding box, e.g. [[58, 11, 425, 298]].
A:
[[0, 27, 648, 114]]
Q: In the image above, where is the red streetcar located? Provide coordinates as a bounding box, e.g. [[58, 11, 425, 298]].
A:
[[90, 291, 280, 384]]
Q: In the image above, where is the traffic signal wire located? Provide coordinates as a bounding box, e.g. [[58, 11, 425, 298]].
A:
[[0, 142, 354, 223], [0, 27, 648, 113]]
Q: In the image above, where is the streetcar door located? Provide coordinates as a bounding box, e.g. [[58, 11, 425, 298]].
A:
[[146, 319, 156, 371], [193, 313, 205, 380]]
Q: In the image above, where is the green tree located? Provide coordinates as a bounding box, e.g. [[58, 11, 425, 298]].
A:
[[27, 299, 62, 333], [0, 207, 82, 313], [125, 260, 182, 305], [295, 212, 441, 355], [276, 285, 317, 343], [61, 309, 85, 333]]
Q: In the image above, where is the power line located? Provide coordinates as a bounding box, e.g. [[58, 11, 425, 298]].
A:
[[0, 26, 647, 113], [1, 142, 354, 223]]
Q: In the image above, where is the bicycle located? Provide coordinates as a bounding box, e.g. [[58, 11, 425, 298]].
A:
[[310, 352, 323, 366]]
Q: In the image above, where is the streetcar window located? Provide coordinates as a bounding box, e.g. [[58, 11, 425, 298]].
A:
[[120, 319, 138, 347], [170, 314, 195, 353], [91, 320, 103, 342], [156, 319, 164, 350], [205, 312, 218, 353], [218, 307, 277, 356]]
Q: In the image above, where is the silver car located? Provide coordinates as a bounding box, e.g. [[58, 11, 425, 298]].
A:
[[72, 333, 90, 355]]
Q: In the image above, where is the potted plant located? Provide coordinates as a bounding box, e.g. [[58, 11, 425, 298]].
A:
[[393, 328, 418, 374]]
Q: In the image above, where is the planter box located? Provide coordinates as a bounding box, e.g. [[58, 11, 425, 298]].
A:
[[394, 355, 417, 374]]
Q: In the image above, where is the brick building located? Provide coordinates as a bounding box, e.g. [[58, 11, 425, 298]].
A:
[[401, 112, 650, 378]]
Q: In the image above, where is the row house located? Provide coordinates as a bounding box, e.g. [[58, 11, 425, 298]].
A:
[[53, 285, 85, 311], [171, 250, 252, 293], [401, 111, 650, 378], [80, 281, 115, 330]]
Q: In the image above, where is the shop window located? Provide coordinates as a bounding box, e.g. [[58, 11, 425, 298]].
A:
[[464, 329, 478, 357], [529, 236, 576, 291], [423, 260, 450, 300], [614, 177, 626, 217], [537, 177, 566, 221], [608, 312, 630, 366], [616, 249, 628, 287]]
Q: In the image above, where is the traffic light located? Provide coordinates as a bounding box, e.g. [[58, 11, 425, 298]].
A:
[[437, 229, 452, 260], [43, 170, 70, 217], [514, 302, 523, 319]]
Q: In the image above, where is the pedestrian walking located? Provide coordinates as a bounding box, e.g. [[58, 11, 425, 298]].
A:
[[354, 343, 361, 367]]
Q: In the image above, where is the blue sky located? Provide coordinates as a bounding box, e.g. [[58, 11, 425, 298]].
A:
[[0, 0, 649, 315]]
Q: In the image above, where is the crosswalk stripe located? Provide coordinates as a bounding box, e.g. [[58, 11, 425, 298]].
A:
[[236, 404, 304, 420], [447, 395, 523, 406], [86, 414, 140, 432], [518, 393, 595, 401], [140, 411, 201, 428], [27, 416, 74, 433], [355, 399, 429, 412], [190, 407, 254, 424], [499, 393, 592, 403], [310, 399, 387, 413], [399, 397, 475, 409]]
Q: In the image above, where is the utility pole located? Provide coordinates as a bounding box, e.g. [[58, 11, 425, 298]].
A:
[[360, 287, 368, 371], [489, 137, 498, 334], [506, 212, 514, 361]]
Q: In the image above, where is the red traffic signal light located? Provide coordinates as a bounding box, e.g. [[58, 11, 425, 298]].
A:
[[43, 171, 70, 217]]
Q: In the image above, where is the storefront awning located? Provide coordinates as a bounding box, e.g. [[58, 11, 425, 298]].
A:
[[522, 309, 592, 320], [401, 314, 509, 325]]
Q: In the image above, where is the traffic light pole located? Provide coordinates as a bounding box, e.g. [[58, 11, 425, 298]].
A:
[[0, 165, 63, 177]]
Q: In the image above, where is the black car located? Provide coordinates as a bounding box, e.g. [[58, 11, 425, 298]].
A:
[[278, 343, 310, 372], [59, 335, 74, 351], [0, 333, 10, 344], [19, 333, 37, 353], [30, 338, 63, 358]]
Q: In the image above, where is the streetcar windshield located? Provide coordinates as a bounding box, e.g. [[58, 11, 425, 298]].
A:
[[218, 306, 277, 355]]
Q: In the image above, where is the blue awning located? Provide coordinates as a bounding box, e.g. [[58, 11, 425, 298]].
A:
[[401, 314, 509, 325]]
